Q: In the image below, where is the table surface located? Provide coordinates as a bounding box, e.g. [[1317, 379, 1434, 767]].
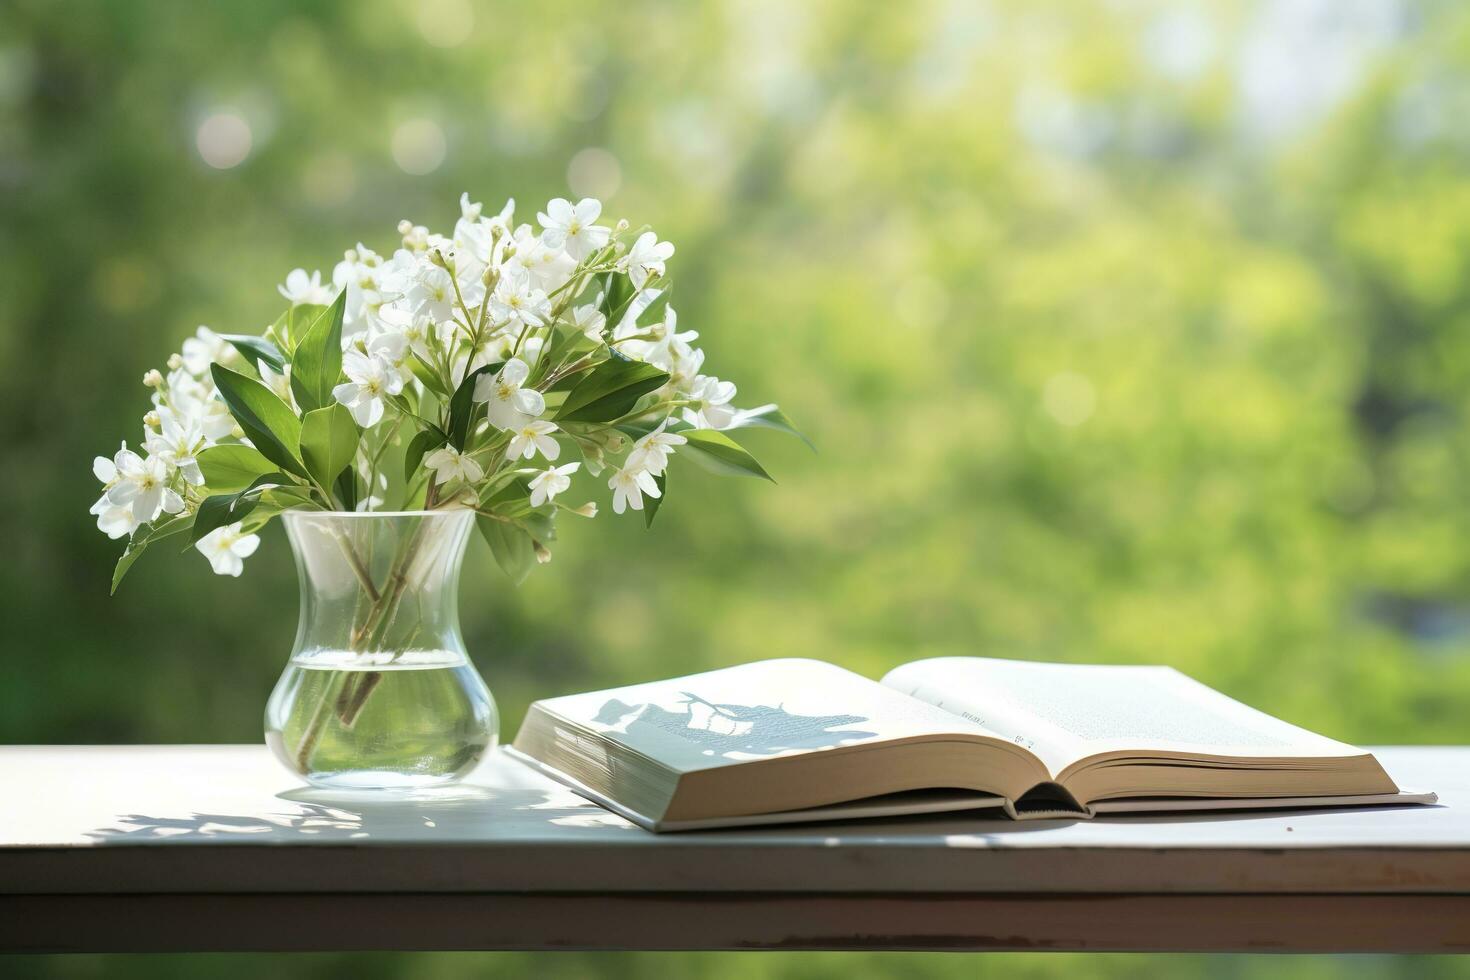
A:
[[3, 744, 1468, 954]]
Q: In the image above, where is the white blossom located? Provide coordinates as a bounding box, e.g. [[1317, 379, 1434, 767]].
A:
[[424, 446, 485, 486], [181, 326, 231, 376], [683, 374, 739, 429], [90, 444, 139, 538], [144, 410, 206, 486], [473, 357, 545, 431], [506, 224, 577, 293], [332, 349, 404, 428], [506, 419, 561, 462], [627, 420, 687, 476], [490, 270, 551, 330], [537, 197, 610, 261], [608, 464, 661, 514], [157, 368, 237, 443], [621, 231, 674, 290], [277, 268, 334, 306], [258, 359, 294, 410], [89, 495, 139, 539], [571, 302, 606, 341], [332, 244, 387, 330], [195, 522, 261, 577], [105, 448, 184, 523], [402, 257, 457, 324], [529, 462, 579, 507]]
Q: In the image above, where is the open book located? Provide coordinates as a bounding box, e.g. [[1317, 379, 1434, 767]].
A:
[[508, 658, 1435, 831]]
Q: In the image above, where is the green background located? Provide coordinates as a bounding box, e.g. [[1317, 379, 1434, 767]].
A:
[[4, 0, 1469, 976]]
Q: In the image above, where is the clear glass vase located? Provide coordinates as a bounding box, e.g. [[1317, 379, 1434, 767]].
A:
[[265, 509, 498, 790]]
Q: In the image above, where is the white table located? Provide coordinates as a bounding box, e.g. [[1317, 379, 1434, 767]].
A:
[[2, 745, 1466, 953]]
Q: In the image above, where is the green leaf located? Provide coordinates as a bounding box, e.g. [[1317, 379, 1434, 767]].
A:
[[555, 358, 670, 423], [477, 514, 534, 585], [197, 444, 277, 492], [210, 364, 308, 478], [333, 467, 358, 513], [404, 427, 448, 482], [598, 271, 634, 320], [275, 303, 328, 352], [645, 471, 667, 527], [727, 404, 815, 451], [299, 403, 360, 494], [219, 334, 286, 374], [289, 291, 346, 412], [520, 506, 557, 544], [264, 484, 320, 510], [110, 513, 194, 595], [536, 325, 599, 386], [188, 474, 287, 545], [406, 354, 449, 397], [448, 363, 500, 450], [679, 429, 775, 481]]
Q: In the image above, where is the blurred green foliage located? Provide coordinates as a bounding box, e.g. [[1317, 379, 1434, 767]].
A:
[[4, 0, 1470, 976]]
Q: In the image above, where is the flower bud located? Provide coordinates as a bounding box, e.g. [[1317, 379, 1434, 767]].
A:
[[615, 218, 630, 232], [344, 248, 358, 263], [428, 248, 447, 269], [570, 501, 598, 518], [143, 410, 161, 428], [166, 353, 183, 370], [142, 369, 164, 388], [533, 541, 553, 565], [397, 219, 413, 236]]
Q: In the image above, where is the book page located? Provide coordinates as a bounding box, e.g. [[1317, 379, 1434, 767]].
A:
[[882, 657, 1366, 775], [530, 658, 1003, 775]]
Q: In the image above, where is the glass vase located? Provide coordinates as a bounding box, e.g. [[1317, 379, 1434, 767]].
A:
[[265, 509, 498, 790]]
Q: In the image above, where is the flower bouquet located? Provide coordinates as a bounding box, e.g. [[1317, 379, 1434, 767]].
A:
[[90, 192, 803, 788]]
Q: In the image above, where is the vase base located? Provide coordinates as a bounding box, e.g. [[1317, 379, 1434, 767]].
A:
[[301, 769, 469, 791]]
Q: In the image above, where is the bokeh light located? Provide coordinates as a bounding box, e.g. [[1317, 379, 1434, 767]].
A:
[[391, 118, 447, 175], [566, 147, 621, 200], [194, 110, 252, 169], [415, 0, 474, 48]]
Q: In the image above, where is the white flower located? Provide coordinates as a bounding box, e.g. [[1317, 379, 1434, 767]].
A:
[[258, 359, 294, 410], [424, 446, 485, 486], [621, 231, 674, 290], [627, 420, 687, 476], [277, 268, 334, 306], [506, 419, 561, 461], [332, 349, 404, 428], [490, 271, 551, 330], [180, 326, 230, 376], [473, 357, 545, 430], [89, 494, 139, 539], [683, 374, 738, 429], [144, 410, 205, 486], [105, 449, 184, 523], [571, 302, 606, 342], [529, 462, 579, 507], [460, 192, 483, 222], [402, 258, 457, 324], [194, 522, 261, 577], [93, 442, 124, 489], [332, 244, 386, 329], [608, 464, 661, 514], [90, 443, 141, 538], [158, 368, 237, 442], [537, 197, 611, 261]]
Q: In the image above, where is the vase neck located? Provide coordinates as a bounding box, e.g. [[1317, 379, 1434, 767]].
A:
[[282, 510, 474, 663]]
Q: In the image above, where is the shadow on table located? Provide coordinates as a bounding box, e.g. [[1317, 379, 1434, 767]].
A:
[[84, 785, 641, 843]]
